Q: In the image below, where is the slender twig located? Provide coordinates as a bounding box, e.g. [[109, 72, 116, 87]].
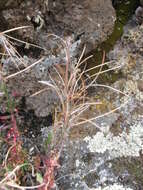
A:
[[6, 58, 43, 79], [1, 26, 31, 34]]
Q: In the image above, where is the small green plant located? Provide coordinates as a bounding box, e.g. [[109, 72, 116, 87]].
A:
[[44, 132, 53, 149], [0, 82, 16, 113]]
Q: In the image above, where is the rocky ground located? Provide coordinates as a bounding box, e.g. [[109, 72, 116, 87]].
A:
[[0, 0, 116, 117], [0, 0, 143, 190], [1, 0, 115, 55], [55, 9, 143, 190]]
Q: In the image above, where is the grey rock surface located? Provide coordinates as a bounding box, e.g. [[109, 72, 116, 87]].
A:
[[0, 0, 23, 10], [55, 16, 143, 190], [1, 0, 116, 117], [2, 0, 116, 56]]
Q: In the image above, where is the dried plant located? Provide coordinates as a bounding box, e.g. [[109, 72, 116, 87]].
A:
[[0, 29, 130, 190]]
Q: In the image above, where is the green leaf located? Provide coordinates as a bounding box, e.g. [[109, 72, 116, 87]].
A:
[[45, 132, 52, 147], [36, 172, 43, 184]]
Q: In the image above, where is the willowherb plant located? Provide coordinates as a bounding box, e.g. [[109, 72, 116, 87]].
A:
[[39, 45, 97, 149], [37, 37, 129, 189], [0, 29, 129, 190]]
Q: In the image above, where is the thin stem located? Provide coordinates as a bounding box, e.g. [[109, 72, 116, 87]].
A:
[[6, 58, 43, 79]]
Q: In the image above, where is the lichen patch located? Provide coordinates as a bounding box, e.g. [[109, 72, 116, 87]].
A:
[[85, 121, 143, 158]]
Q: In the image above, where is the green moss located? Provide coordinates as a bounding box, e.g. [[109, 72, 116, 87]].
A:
[[87, 0, 139, 84]]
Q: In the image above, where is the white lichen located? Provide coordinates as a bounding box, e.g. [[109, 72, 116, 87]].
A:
[[75, 159, 80, 168], [84, 121, 143, 158], [91, 184, 133, 190]]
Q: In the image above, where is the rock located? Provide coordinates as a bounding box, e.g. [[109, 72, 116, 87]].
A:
[[112, 0, 124, 7], [85, 121, 143, 158], [0, 0, 116, 117], [140, 0, 143, 6], [44, 0, 116, 54], [137, 80, 143, 92], [0, 0, 23, 10], [135, 6, 143, 24], [108, 23, 143, 76], [2, 0, 116, 55], [1, 3, 143, 189], [1, 56, 61, 117], [91, 184, 133, 190]]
